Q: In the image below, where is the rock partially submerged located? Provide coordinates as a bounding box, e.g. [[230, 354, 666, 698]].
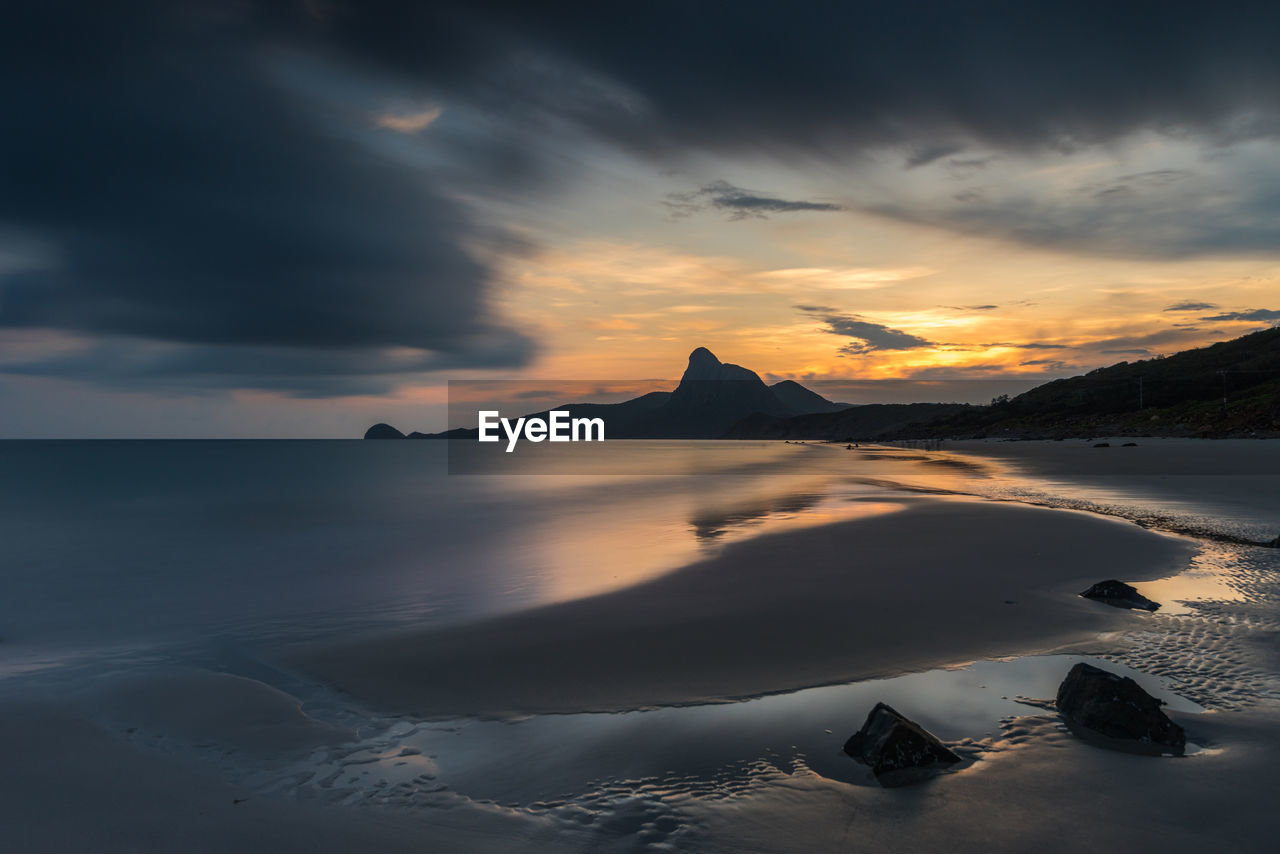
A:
[[843, 702, 961, 786], [1056, 663, 1186, 756], [1080, 579, 1160, 611]]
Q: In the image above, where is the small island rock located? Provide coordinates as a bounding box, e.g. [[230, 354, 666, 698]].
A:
[[363, 423, 406, 440], [843, 702, 961, 786], [1056, 662, 1186, 756]]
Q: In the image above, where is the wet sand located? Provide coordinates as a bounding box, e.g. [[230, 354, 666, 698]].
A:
[[294, 499, 1193, 717], [0, 701, 571, 854]]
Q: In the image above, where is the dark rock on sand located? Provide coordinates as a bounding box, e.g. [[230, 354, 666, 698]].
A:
[[363, 423, 406, 440], [1056, 662, 1186, 756], [1093, 442, 1111, 448], [1080, 579, 1160, 611], [843, 702, 961, 786], [1122, 442, 1139, 447]]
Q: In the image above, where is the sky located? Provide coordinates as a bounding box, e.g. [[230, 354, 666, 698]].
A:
[[2, 0, 1280, 437]]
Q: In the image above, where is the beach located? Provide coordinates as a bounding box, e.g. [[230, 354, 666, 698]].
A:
[[3, 438, 1279, 852], [294, 499, 1191, 717]]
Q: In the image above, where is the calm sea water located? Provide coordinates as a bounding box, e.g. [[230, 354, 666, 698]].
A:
[[0, 440, 915, 682], [3, 438, 1276, 687]]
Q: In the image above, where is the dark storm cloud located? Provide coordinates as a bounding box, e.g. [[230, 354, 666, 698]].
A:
[[665, 181, 845, 220], [796, 306, 933, 354], [1199, 308, 1280, 321], [271, 0, 1280, 259], [0, 0, 533, 394], [1164, 301, 1218, 312], [1, 335, 534, 397], [290, 1, 1280, 155]]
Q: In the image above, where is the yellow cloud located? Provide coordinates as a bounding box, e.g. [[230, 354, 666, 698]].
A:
[[374, 106, 443, 134], [753, 265, 937, 290]]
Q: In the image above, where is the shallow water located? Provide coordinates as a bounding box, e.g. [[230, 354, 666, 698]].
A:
[[0, 440, 907, 680], [234, 654, 1205, 808]]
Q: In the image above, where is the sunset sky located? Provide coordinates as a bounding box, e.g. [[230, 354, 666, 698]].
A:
[[3, 1, 1280, 436]]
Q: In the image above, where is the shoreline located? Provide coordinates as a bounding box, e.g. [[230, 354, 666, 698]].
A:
[[292, 496, 1194, 718]]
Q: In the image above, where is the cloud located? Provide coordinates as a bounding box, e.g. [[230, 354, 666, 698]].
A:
[[759, 266, 935, 289], [979, 341, 1064, 350], [796, 306, 934, 354], [291, 1, 1280, 162], [867, 157, 1280, 259], [1199, 308, 1280, 321], [1083, 328, 1209, 352], [1164, 301, 1218, 312], [904, 143, 966, 169], [374, 106, 443, 133], [944, 304, 999, 311], [665, 180, 844, 220], [1085, 170, 1192, 200], [0, 333, 533, 398], [0, 1, 533, 395]]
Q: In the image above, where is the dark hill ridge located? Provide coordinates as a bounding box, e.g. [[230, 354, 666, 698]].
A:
[[879, 325, 1280, 439], [769, 379, 851, 414], [724, 402, 968, 441]]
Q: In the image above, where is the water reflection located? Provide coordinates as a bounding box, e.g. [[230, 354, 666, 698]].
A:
[[249, 654, 1201, 811]]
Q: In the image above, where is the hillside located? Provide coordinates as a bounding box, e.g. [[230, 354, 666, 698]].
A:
[[889, 326, 1280, 439]]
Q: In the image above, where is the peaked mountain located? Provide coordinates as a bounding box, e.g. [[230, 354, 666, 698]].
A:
[[365, 347, 851, 439], [639, 347, 795, 437]]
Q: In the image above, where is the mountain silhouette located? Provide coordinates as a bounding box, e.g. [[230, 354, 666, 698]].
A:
[[769, 379, 850, 414], [367, 347, 848, 439], [366, 329, 1280, 441], [642, 347, 796, 437]]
